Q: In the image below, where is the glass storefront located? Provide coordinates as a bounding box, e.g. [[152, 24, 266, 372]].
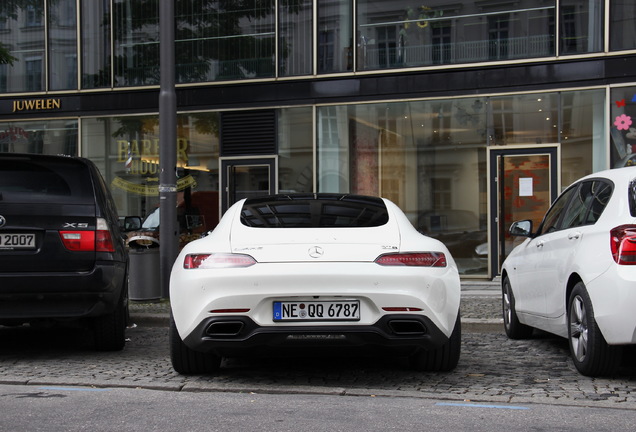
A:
[[318, 89, 605, 274], [0, 88, 612, 275]]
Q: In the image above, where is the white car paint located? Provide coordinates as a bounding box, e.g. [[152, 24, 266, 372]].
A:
[[502, 166, 636, 344]]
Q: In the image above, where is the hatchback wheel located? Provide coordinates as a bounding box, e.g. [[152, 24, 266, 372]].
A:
[[568, 282, 621, 377], [502, 276, 533, 339], [410, 313, 461, 372], [170, 316, 221, 375]]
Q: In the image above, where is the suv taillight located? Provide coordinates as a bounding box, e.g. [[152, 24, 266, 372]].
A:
[[59, 218, 115, 252], [375, 252, 447, 267], [610, 225, 636, 265]]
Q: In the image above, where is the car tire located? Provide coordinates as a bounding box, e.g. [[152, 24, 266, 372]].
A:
[[170, 315, 221, 375], [410, 312, 461, 372], [568, 282, 622, 377], [502, 276, 533, 339], [93, 287, 127, 351]]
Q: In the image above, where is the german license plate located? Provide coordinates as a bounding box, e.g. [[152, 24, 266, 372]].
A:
[[0, 233, 36, 249], [273, 300, 360, 321]]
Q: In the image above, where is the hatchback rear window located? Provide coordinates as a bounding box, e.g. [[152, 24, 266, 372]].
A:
[[0, 157, 94, 204], [240, 194, 389, 228]]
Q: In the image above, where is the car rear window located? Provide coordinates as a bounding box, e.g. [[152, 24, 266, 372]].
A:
[[0, 157, 94, 204], [240, 194, 389, 228]]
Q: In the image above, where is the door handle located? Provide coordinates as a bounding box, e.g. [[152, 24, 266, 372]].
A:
[[536, 240, 544, 248], [568, 232, 581, 240]]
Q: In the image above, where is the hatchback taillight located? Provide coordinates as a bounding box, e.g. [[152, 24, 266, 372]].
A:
[[59, 218, 115, 252], [184, 253, 257, 269], [610, 225, 636, 265], [375, 252, 447, 267]]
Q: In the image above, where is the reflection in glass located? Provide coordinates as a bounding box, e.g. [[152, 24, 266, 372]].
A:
[[113, 0, 160, 86], [357, 0, 555, 71], [279, 0, 312, 76], [610, 0, 636, 51], [318, 0, 353, 73], [49, 0, 78, 90], [0, 120, 78, 155], [81, 0, 110, 89], [278, 107, 313, 193], [559, 0, 603, 55], [0, 1, 45, 92]]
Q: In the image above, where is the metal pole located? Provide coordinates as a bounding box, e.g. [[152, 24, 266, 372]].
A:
[[159, 0, 177, 299]]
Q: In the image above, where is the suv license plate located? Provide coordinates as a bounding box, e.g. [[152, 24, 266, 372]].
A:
[[0, 233, 36, 249], [273, 301, 360, 322]]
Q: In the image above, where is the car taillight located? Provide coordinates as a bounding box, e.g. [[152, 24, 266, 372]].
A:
[[96, 218, 115, 252], [610, 225, 636, 265], [375, 252, 447, 267], [184, 253, 257, 269], [59, 218, 115, 252], [60, 231, 95, 251]]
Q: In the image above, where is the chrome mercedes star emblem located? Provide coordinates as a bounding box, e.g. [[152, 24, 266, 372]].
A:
[[308, 246, 324, 259], [0, 215, 5, 228]]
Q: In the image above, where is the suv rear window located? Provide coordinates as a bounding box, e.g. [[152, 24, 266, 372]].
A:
[[0, 157, 94, 204], [240, 194, 389, 228]]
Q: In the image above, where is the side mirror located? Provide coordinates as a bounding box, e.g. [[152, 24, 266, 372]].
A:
[[509, 220, 533, 237], [123, 216, 142, 232]]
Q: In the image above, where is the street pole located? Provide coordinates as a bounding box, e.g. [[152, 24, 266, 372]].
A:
[[159, 0, 177, 298]]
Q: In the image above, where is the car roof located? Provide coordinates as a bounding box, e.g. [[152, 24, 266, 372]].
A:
[[578, 166, 636, 185]]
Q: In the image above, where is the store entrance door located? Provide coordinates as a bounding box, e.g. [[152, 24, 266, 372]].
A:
[[489, 147, 559, 275], [220, 158, 276, 213]]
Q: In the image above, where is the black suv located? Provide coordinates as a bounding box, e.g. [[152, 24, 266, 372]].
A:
[[0, 153, 128, 351]]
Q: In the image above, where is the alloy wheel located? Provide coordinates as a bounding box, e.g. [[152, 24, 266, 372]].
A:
[[569, 294, 588, 363]]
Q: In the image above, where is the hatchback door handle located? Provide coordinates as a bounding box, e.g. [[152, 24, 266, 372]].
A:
[[568, 232, 581, 240]]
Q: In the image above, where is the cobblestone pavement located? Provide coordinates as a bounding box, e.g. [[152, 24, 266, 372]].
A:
[[1, 282, 636, 409]]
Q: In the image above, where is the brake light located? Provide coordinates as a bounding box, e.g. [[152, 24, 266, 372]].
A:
[[59, 218, 115, 252], [375, 252, 447, 267], [60, 231, 95, 251], [96, 218, 115, 252], [610, 225, 636, 265], [184, 253, 257, 269]]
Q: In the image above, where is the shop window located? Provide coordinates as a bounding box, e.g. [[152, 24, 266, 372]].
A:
[[0, 120, 78, 155], [610, 86, 636, 168]]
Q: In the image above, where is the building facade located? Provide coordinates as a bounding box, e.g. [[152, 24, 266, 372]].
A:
[[1, 0, 636, 278]]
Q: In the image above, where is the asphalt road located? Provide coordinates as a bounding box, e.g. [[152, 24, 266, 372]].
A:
[[2, 383, 636, 432], [1, 319, 635, 410]]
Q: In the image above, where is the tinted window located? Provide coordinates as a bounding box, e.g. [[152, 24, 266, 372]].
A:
[[585, 181, 612, 224], [630, 179, 636, 217], [536, 186, 576, 236], [240, 194, 389, 228], [560, 180, 612, 228], [0, 157, 94, 203]]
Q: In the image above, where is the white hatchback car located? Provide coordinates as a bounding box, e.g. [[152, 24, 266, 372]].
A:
[[170, 194, 461, 374], [502, 166, 636, 376]]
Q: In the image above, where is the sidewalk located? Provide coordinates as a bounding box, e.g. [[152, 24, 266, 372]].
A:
[[129, 279, 503, 332]]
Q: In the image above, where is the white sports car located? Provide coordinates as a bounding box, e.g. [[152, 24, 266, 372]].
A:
[[169, 194, 461, 374]]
